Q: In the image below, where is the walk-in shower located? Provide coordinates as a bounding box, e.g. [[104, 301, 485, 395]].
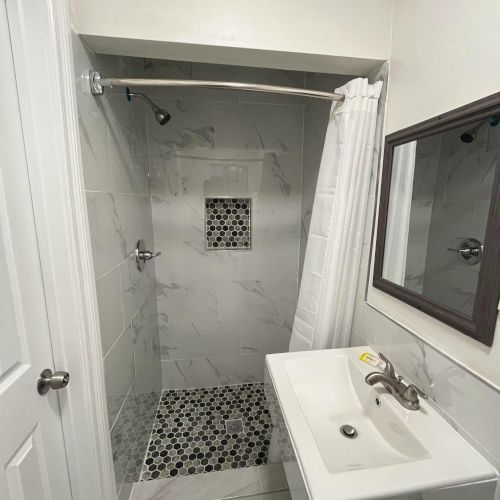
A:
[[77, 53, 355, 498]]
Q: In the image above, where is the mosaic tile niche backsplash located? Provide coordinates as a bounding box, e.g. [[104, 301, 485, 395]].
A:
[[205, 198, 252, 251]]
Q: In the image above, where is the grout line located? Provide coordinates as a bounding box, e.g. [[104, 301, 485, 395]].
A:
[[110, 378, 135, 433], [95, 256, 128, 281], [103, 321, 129, 361], [257, 465, 264, 492], [219, 487, 289, 500], [159, 380, 264, 393], [118, 260, 126, 333], [138, 392, 163, 481]]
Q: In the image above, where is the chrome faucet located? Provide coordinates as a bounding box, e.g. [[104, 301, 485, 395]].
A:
[[365, 353, 428, 411]]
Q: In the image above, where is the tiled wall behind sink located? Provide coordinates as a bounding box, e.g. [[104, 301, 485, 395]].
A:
[[145, 60, 312, 389]]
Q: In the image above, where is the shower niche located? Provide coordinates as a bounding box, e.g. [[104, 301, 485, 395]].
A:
[[374, 92, 500, 346], [205, 197, 252, 251]]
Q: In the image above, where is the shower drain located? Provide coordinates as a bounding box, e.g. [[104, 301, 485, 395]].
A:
[[340, 424, 358, 439], [225, 419, 244, 434]]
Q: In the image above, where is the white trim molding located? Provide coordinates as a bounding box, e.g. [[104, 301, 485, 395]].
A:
[[5, 0, 116, 498]]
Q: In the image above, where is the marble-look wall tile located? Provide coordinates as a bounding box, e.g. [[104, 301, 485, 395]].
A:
[[86, 191, 127, 278], [218, 279, 297, 326], [73, 37, 161, 499], [145, 61, 311, 388], [161, 354, 265, 390], [130, 465, 264, 500], [104, 326, 135, 427], [78, 96, 112, 192], [132, 293, 162, 395], [120, 256, 154, 325], [143, 59, 240, 101], [146, 99, 215, 169], [142, 58, 304, 106], [236, 67, 305, 105], [96, 266, 124, 356], [110, 381, 134, 495], [215, 101, 303, 154], [159, 320, 240, 360], [115, 193, 154, 254], [111, 383, 161, 497]]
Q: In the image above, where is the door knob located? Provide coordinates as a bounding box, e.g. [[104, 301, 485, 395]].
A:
[[37, 368, 70, 395]]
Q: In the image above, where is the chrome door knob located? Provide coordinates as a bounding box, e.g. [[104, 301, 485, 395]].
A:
[[37, 368, 70, 395]]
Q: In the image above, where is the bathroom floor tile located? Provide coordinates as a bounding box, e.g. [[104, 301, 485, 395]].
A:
[[141, 382, 272, 480]]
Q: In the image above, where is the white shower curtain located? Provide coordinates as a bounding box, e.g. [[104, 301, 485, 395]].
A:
[[382, 141, 417, 285], [290, 78, 383, 351]]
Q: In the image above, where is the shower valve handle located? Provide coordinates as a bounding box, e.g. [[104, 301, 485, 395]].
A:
[[137, 250, 161, 261], [446, 238, 483, 265], [135, 239, 161, 271]]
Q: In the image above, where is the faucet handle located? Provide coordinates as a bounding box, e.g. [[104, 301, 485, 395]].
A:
[[403, 384, 428, 403], [378, 353, 396, 379]]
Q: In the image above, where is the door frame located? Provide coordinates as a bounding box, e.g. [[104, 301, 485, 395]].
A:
[[5, 0, 116, 499]]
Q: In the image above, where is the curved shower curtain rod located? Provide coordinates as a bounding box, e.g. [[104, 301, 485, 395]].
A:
[[89, 70, 344, 101]]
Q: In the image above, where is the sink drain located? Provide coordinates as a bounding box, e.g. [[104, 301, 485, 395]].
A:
[[340, 424, 358, 439]]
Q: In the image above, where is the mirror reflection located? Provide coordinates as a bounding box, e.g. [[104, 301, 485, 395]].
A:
[[382, 115, 499, 316]]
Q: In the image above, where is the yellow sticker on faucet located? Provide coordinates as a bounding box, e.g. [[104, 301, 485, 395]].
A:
[[359, 352, 384, 369]]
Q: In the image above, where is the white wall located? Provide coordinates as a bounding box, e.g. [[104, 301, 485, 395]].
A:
[[386, 0, 500, 134], [362, 0, 500, 390], [70, 0, 394, 75]]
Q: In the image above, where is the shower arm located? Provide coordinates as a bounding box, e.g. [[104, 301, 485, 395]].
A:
[[89, 70, 345, 101], [126, 89, 160, 111]]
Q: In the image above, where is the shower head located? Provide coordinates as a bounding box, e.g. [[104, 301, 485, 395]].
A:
[[154, 108, 171, 126], [460, 116, 500, 143], [460, 130, 476, 143], [126, 87, 171, 126]]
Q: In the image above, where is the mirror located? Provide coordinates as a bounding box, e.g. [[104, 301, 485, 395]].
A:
[[374, 93, 500, 346]]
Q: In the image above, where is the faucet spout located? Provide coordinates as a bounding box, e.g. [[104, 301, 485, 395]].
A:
[[364, 353, 427, 411], [365, 372, 398, 387]]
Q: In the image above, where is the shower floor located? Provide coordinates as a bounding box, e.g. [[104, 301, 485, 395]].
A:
[[141, 383, 272, 481]]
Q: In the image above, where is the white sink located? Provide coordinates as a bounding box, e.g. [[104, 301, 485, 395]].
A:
[[265, 346, 496, 500]]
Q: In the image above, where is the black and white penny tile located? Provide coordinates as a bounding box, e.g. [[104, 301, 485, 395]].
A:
[[141, 383, 272, 480]]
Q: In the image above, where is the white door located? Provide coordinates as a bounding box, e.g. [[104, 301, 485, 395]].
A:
[[0, 2, 73, 498]]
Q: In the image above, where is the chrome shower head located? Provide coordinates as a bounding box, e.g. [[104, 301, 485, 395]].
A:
[[126, 87, 171, 126], [460, 129, 477, 143], [155, 108, 171, 126], [460, 116, 500, 143]]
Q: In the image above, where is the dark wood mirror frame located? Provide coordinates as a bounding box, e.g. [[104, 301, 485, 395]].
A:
[[373, 92, 500, 347]]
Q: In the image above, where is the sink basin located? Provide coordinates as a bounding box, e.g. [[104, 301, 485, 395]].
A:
[[265, 346, 496, 500]]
